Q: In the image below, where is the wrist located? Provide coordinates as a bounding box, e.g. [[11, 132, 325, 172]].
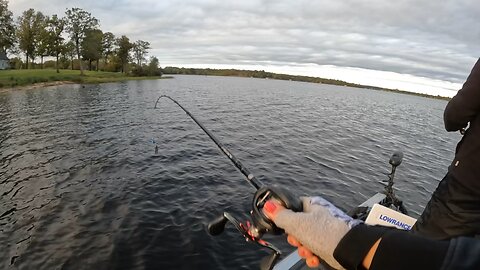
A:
[[362, 238, 381, 269]]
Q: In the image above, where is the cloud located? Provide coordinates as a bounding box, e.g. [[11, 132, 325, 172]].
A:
[[8, 0, 480, 94]]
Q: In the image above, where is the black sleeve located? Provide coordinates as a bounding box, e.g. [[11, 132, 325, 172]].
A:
[[444, 58, 480, 131], [369, 229, 448, 270], [333, 224, 480, 270], [333, 224, 391, 270]]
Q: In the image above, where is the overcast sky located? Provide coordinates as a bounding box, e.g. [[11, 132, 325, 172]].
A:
[[8, 0, 480, 97]]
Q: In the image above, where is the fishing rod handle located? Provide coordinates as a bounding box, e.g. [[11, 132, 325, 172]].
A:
[[250, 186, 303, 237]]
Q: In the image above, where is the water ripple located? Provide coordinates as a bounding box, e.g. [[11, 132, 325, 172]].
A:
[[0, 76, 457, 269]]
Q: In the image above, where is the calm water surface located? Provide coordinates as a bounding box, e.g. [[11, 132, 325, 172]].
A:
[[0, 75, 459, 269]]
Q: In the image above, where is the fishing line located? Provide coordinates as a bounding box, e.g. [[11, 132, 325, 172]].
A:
[[149, 138, 159, 154]]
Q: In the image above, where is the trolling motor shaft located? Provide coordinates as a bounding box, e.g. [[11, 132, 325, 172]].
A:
[[382, 151, 408, 215], [155, 96, 302, 270]]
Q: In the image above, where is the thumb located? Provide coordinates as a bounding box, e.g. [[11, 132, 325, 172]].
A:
[[262, 200, 286, 221], [263, 200, 304, 232]]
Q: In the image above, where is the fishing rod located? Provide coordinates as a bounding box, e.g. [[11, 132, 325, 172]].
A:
[[154, 95, 262, 190], [155, 96, 409, 270], [154, 95, 302, 270]]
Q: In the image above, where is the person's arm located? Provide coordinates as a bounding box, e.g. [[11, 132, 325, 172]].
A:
[[444, 58, 480, 131], [264, 197, 480, 270], [335, 224, 448, 269], [335, 224, 480, 270]]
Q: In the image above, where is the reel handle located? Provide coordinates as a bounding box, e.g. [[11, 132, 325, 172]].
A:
[[250, 186, 302, 237], [207, 214, 228, 236]]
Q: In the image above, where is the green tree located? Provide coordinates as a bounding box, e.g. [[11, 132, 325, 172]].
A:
[[102, 32, 115, 67], [116, 35, 133, 73], [81, 29, 103, 71], [132, 40, 150, 66], [36, 15, 50, 69], [108, 54, 123, 72], [147, 56, 162, 76], [63, 41, 76, 70], [17, 9, 45, 69], [9, 56, 23, 69], [0, 0, 15, 54], [46, 15, 66, 73], [65, 7, 99, 75]]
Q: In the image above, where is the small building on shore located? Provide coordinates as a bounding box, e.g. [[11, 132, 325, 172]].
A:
[[0, 52, 10, 70]]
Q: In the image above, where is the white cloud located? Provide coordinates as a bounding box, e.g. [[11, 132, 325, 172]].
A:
[[7, 0, 479, 96]]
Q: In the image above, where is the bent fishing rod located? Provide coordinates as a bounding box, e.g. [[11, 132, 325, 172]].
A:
[[154, 95, 262, 190], [155, 97, 409, 269], [154, 95, 302, 270]]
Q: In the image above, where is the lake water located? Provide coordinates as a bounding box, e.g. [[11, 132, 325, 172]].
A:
[[0, 75, 459, 269]]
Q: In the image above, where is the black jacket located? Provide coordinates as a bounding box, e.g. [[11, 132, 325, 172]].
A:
[[444, 58, 480, 192], [334, 224, 480, 270]]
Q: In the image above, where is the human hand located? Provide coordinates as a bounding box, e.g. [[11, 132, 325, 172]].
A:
[[263, 197, 361, 269]]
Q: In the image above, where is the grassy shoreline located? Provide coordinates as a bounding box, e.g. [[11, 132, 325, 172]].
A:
[[0, 69, 165, 90]]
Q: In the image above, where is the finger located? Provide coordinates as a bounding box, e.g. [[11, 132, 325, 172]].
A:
[[262, 200, 286, 220], [298, 246, 313, 258], [306, 255, 320, 268], [287, 235, 301, 247]]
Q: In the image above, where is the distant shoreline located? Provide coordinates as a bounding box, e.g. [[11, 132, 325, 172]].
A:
[[0, 69, 167, 93], [163, 67, 452, 101], [0, 68, 452, 101]]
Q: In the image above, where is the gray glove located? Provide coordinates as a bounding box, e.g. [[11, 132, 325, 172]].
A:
[[272, 196, 362, 269]]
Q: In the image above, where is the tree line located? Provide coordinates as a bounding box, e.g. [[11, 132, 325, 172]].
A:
[[0, 0, 161, 76], [162, 67, 450, 100], [162, 67, 361, 87]]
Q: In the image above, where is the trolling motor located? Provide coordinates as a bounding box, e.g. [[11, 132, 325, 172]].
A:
[[155, 96, 302, 270], [347, 151, 408, 220], [380, 151, 408, 215]]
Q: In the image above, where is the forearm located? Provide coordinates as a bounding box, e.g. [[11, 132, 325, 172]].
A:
[[334, 224, 449, 270], [368, 228, 448, 270], [268, 196, 480, 269], [367, 234, 480, 270]]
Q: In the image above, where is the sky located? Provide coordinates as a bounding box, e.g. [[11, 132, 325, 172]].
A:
[[8, 0, 480, 97]]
